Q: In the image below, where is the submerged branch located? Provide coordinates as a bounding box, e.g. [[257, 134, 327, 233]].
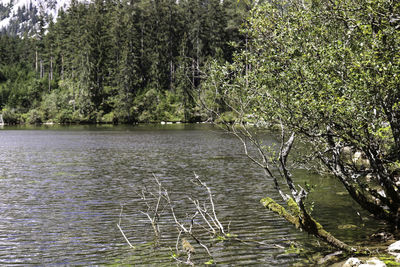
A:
[[117, 205, 135, 249], [164, 189, 213, 258]]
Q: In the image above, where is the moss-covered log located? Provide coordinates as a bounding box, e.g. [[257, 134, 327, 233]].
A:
[[260, 197, 361, 254], [261, 197, 301, 228]]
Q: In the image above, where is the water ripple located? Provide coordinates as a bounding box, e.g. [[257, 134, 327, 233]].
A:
[[0, 125, 383, 265]]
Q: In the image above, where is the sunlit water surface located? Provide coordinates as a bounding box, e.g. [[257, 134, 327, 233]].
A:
[[0, 124, 382, 265]]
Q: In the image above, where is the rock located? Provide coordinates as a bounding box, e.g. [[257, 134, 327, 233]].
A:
[[359, 258, 386, 267], [388, 240, 400, 255], [396, 254, 400, 263], [343, 257, 361, 267], [351, 151, 370, 167], [377, 190, 386, 198], [353, 151, 362, 162], [342, 146, 352, 155]]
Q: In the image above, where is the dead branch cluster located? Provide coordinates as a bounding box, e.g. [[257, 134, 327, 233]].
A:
[[117, 173, 228, 265]]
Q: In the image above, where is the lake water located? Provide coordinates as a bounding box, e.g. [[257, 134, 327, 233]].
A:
[[0, 124, 383, 265]]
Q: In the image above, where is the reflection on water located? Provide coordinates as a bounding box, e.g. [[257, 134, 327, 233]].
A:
[[0, 124, 382, 265]]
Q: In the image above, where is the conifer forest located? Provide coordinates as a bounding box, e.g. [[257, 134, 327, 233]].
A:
[[0, 0, 249, 124]]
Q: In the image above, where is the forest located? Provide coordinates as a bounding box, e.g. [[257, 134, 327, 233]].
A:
[[0, 0, 249, 124], [1, 0, 400, 264]]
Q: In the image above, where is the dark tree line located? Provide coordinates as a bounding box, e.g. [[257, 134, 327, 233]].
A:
[[0, 0, 250, 124]]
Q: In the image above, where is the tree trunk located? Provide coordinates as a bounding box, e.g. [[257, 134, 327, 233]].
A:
[[61, 54, 64, 80], [261, 197, 360, 254], [40, 59, 44, 79], [35, 50, 38, 73]]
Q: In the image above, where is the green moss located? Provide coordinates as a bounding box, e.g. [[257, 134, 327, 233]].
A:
[[261, 197, 286, 216], [286, 197, 301, 217], [384, 260, 400, 266], [285, 242, 304, 254], [216, 235, 226, 241], [225, 233, 238, 238], [261, 197, 300, 228], [204, 259, 215, 265], [261, 197, 274, 207], [311, 219, 323, 230], [379, 255, 400, 266]]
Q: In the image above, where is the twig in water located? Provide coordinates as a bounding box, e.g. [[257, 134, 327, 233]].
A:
[[117, 205, 135, 248]]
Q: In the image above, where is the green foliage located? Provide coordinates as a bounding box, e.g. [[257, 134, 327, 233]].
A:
[[0, 0, 250, 124], [1, 106, 21, 124], [101, 112, 116, 124], [40, 91, 60, 122], [56, 109, 75, 124], [206, 0, 400, 227], [25, 109, 44, 124], [215, 111, 238, 124], [131, 89, 187, 122], [156, 91, 185, 122]]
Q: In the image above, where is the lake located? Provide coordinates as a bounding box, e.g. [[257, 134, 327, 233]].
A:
[[0, 124, 382, 265]]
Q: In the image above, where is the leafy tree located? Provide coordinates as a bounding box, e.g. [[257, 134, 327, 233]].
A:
[[202, 0, 400, 252]]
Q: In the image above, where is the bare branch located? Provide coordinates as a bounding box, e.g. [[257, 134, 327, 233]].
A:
[[192, 173, 225, 235], [164, 189, 213, 258], [117, 205, 135, 249]]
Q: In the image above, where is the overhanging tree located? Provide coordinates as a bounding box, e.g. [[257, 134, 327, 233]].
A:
[[202, 0, 400, 252]]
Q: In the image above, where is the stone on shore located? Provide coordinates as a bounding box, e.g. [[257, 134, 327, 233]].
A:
[[342, 257, 361, 267], [359, 258, 386, 267], [342, 257, 386, 267], [388, 240, 400, 255]]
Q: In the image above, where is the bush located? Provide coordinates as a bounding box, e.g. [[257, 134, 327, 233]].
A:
[[26, 109, 43, 124], [101, 112, 117, 124], [56, 109, 73, 123], [40, 92, 60, 121], [1, 107, 20, 124]]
